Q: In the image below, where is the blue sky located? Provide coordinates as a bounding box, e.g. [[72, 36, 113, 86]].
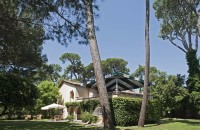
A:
[[42, 0, 199, 76]]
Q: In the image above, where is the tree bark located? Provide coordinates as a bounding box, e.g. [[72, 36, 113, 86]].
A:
[[138, 0, 150, 127], [197, 10, 200, 36], [83, 0, 114, 128]]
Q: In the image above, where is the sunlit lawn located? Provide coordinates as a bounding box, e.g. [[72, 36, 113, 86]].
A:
[[0, 120, 102, 130], [117, 118, 200, 130], [0, 118, 200, 130]]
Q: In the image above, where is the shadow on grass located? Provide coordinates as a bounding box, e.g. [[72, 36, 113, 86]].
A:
[[142, 118, 200, 128], [156, 118, 200, 126], [0, 120, 121, 130], [171, 119, 200, 126]]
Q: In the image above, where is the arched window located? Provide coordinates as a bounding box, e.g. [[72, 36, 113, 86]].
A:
[[70, 90, 74, 99]]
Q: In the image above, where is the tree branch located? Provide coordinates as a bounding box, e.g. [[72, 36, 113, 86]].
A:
[[168, 38, 187, 53], [195, 30, 198, 51]]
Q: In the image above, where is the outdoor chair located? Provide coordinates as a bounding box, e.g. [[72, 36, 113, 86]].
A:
[[24, 115, 32, 120], [32, 115, 37, 120], [51, 115, 62, 121], [36, 114, 42, 120]]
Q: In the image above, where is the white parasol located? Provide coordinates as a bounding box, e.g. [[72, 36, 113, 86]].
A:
[[41, 103, 66, 110]]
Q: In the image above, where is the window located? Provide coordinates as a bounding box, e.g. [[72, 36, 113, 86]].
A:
[[70, 90, 74, 99]]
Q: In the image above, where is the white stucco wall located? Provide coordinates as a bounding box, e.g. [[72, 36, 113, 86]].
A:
[[75, 86, 89, 99], [88, 88, 98, 97], [59, 83, 78, 103], [59, 81, 98, 120]]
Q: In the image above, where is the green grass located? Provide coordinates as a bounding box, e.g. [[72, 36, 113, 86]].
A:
[[0, 120, 102, 130], [0, 118, 200, 130], [117, 118, 200, 130]]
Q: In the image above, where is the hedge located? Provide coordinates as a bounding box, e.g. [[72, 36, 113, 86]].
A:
[[111, 97, 161, 126], [80, 99, 100, 113], [65, 97, 161, 126]]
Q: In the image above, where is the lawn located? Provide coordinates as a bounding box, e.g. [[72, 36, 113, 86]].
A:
[[117, 118, 200, 130], [0, 118, 199, 130]]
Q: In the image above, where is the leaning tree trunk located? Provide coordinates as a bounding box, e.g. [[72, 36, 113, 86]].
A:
[[83, 0, 114, 128], [138, 0, 150, 127], [197, 10, 200, 36]]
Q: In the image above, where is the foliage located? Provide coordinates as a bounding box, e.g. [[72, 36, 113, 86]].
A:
[[80, 112, 98, 123], [34, 81, 60, 115], [60, 53, 84, 80], [66, 115, 74, 122], [111, 97, 161, 126], [65, 102, 81, 108], [65, 100, 100, 113], [80, 99, 100, 113], [21, 0, 100, 46], [82, 63, 95, 81], [153, 1, 200, 118], [101, 58, 130, 75], [153, 0, 199, 53], [132, 65, 190, 118], [186, 49, 200, 93], [67, 98, 160, 126], [0, 0, 47, 80], [0, 73, 38, 117], [145, 100, 161, 123], [190, 91, 200, 110], [151, 74, 189, 117], [131, 65, 164, 82], [184, 49, 200, 118], [112, 97, 141, 126], [84, 58, 130, 81], [35, 64, 62, 83]]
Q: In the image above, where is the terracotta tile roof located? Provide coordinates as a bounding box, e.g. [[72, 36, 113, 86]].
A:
[[59, 80, 83, 88]]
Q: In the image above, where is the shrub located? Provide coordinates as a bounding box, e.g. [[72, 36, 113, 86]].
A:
[[80, 112, 98, 123], [111, 97, 141, 126], [80, 99, 100, 113], [66, 115, 74, 122], [65, 97, 161, 126], [65, 102, 80, 107], [145, 99, 161, 123], [111, 97, 161, 126]]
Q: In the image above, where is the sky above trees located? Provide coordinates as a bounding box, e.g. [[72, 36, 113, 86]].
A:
[[42, 0, 200, 76]]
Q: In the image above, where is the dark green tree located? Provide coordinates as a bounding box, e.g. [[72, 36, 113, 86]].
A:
[[34, 81, 60, 115], [0, 0, 47, 80], [186, 50, 200, 93], [153, 0, 200, 118], [18, 0, 114, 127], [35, 64, 62, 83], [153, 0, 200, 93], [83, 58, 130, 81], [132, 65, 162, 82], [101, 58, 130, 75], [0, 73, 38, 117], [60, 53, 84, 80], [151, 75, 189, 118], [133, 66, 189, 118]]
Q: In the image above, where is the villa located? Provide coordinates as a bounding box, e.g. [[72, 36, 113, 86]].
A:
[[59, 74, 144, 120]]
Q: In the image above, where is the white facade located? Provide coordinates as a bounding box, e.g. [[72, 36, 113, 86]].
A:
[[59, 80, 98, 119], [59, 80, 143, 120]]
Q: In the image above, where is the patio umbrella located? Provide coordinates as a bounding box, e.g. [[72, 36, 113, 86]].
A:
[[93, 107, 102, 116], [41, 103, 66, 110]]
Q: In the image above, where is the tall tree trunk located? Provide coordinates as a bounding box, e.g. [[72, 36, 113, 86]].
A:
[[83, 0, 114, 128], [138, 0, 150, 127], [197, 10, 200, 37]]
